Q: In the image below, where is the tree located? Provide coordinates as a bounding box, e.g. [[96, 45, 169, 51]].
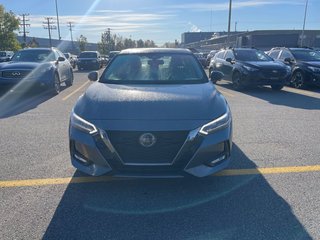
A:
[[137, 39, 144, 48], [77, 35, 87, 52], [97, 31, 108, 55], [0, 5, 21, 51]]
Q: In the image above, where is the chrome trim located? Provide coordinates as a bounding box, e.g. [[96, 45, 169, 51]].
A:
[[98, 128, 201, 167]]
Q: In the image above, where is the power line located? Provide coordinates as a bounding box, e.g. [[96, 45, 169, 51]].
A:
[[19, 13, 30, 45], [43, 17, 56, 47]]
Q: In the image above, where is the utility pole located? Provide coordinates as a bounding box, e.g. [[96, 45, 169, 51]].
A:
[[55, 0, 61, 40], [19, 14, 30, 45], [107, 28, 111, 53], [300, 0, 309, 47], [67, 22, 74, 50], [227, 0, 232, 46], [43, 17, 56, 47], [235, 21, 237, 32]]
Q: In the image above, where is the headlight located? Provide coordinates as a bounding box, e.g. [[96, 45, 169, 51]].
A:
[[199, 107, 231, 135], [39, 67, 52, 73], [243, 65, 258, 71], [308, 66, 320, 73], [91, 60, 97, 63], [70, 111, 98, 134]]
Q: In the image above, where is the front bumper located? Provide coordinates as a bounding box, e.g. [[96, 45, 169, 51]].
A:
[[241, 70, 290, 86], [69, 122, 232, 178], [305, 71, 320, 86]]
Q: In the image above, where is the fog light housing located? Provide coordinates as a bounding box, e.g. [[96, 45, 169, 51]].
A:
[[74, 153, 90, 165]]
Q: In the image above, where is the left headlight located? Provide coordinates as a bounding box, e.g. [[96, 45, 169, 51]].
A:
[[70, 111, 98, 134], [199, 106, 231, 135]]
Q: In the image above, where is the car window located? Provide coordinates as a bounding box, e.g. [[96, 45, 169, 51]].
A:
[[234, 49, 273, 61], [279, 50, 294, 60], [101, 53, 207, 83], [215, 51, 225, 59], [269, 50, 280, 59], [79, 52, 98, 58], [11, 50, 56, 62], [224, 50, 234, 60], [290, 50, 320, 61]]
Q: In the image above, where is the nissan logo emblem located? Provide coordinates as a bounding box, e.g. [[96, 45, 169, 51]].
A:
[[11, 71, 21, 76], [139, 133, 156, 148], [272, 70, 278, 73]]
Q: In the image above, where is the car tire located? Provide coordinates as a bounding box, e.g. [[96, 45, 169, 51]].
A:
[[232, 71, 243, 90], [65, 69, 74, 87], [52, 73, 61, 95], [271, 84, 284, 91], [291, 71, 305, 89]]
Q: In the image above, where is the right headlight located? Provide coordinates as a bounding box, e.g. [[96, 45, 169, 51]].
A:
[[199, 106, 231, 135], [70, 111, 98, 134]]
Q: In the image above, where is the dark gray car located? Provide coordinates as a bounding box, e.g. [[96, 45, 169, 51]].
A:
[[69, 48, 232, 177]]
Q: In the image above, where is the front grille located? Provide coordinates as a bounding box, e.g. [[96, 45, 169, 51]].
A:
[[261, 69, 286, 79], [107, 130, 189, 165], [2, 70, 31, 79]]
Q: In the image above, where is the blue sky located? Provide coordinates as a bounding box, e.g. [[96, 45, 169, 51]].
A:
[[2, 0, 320, 45]]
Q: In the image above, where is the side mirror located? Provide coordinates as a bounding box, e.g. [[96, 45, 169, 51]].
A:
[[226, 58, 235, 64], [58, 56, 65, 62], [210, 71, 224, 83], [88, 71, 99, 81], [284, 57, 293, 63]]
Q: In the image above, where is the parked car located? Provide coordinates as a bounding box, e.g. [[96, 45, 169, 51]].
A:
[[209, 48, 291, 90], [77, 51, 102, 70], [0, 48, 73, 94], [193, 52, 207, 68], [0, 51, 14, 62], [108, 51, 120, 60], [69, 48, 232, 177], [100, 55, 109, 66], [64, 52, 77, 69], [206, 50, 218, 67], [267, 47, 320, 88]]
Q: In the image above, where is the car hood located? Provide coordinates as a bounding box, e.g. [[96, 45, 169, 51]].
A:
[[0, 61, 42, 70], [242, 61, 285, 69], [74, 82, 227, 121], [302, 61, 320, 67]]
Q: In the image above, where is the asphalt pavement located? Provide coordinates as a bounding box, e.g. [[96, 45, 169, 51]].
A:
[[0, 69, 319, 239]]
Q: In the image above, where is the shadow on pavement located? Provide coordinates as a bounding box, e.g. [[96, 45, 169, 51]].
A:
[[43, 144, 311, 240], [0, 86, 67, 119], [216, 82, 320, 110]]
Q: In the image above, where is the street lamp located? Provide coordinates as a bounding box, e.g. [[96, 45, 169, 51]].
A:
[[227, 0, 232, 46]]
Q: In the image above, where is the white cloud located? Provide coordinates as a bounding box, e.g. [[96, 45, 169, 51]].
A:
[[188, 22, 201, 32], [167, 0, 304, 11]]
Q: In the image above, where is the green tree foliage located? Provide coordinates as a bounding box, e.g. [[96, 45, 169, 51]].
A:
[[77, 35, 87, 52], [0, 5, 21, 51]]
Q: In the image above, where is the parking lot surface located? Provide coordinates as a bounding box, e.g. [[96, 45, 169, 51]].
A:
[[0, 69, 319, 239]]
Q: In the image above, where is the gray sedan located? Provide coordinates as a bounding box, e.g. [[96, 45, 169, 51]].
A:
[[69, 48, 232, 177]]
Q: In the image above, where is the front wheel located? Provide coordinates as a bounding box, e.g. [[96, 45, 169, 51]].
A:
[[232, 71, 243, 91], [291, 71, 305, 89], [65, 69, 74, 87]]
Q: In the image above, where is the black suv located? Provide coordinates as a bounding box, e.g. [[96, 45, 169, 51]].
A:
[[268, 47, 320, 88], [209, 48, 291, 90], [77, 51, 102, 70]]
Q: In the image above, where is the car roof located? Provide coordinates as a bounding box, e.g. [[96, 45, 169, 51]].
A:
[[119, 48, 192, 55]]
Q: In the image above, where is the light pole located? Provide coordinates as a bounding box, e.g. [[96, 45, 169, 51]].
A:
[[55, 0, 61, 40], [227, 0, 232, 46], [300, 0, 309, 47]]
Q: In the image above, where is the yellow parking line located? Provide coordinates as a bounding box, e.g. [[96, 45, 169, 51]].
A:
[[62, 80, 90, 101], [218, 89, 235, 98], [0, 165, 320, 188], [284, 88, 316, 97]]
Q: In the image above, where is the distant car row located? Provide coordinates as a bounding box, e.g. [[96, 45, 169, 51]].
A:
[[206, 47, 320, 90]]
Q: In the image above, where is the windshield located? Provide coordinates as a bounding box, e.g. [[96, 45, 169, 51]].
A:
[[291, 50, 320, 61], [11, 50, 56, 62], [234, 49, 273, 62], [101, 53, 207, 84], [79, 52, 97, 58], [0, 52, 7, 57]]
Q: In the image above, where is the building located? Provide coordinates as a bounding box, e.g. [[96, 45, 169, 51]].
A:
[[182, 30, 320, 51]]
